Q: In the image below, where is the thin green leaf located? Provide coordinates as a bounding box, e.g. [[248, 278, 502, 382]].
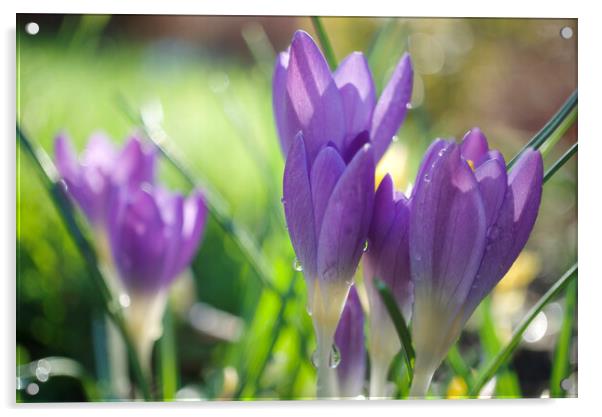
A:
[[544, 142, 578, 184], [470, 263, 578, 396], [550, 279, 577, 397], [540, 107, 577, 158], [375, 279, 415, 382], [445, 344, 473, 390], [507, 90, 577, 169], [159, 303, 178, 401], [311, 17, 337, 69], [16, 126, 152, 401]]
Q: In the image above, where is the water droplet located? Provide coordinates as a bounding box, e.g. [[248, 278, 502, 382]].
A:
[[293, 258, 303, 272], [280, 196, 285, 204], [119, 293, 131, 308], [329, 344, 341, 368], [305, 303, 313, 316], [310, 344, 341, 369], [58, 179, 69, 193], [26, 383, 39, 395], [438, 148, 446, 157], [423, 173, 431, 183], [406, 102, 413, 110], [392, 135, 399, 143], [362, 240, 369, 252]]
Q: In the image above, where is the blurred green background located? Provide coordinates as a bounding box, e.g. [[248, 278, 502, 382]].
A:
[[16, 15, 577, 401]]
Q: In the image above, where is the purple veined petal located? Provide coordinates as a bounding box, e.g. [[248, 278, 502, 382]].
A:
[[272, 51, 300, 157], [460, 128, 489, 165], [368, 174, 396, 256], [375, 197, 413, 317], [114, 136, 157, 187], [410, 143, 487, 320], [334, 52, 377, 149], [108, 185, 170, 294], [462, 148, 543, 320], [317, 144, 375, 284], [173, 190, 207, 277], [334, 286, 366, 398], [409, 139, 449, 200], [283, 133, 318, 280], [285, 30, 345, 163], [310, 145, 346, 239], [474, 156, 507, 227], [370, 53, 413, 163]]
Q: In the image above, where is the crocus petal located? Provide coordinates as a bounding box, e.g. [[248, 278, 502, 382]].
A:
[[174, 191, 207, 275], [286, 30, 345, 163], [462, 149, 543, 320], [81, 132, 117, 172], [370, 53, 413, 162], [334, 52, 376, 148], [272, 51, 299, 156], [409, 139, 448, 200], [474, 156, 507, 227], [368, 174, 396, 256], [283, 133, 318, 279], [310, 145, 346, 239], [115, 136, 156, 187], [460, 128, 489, 165], [108, 186, 170, 293], [155, 190, 185, 287], [317, 144, 375, 283], [335, 286, 366, 398], [410, 143, 487, 320], [54, 133, 79, 183]]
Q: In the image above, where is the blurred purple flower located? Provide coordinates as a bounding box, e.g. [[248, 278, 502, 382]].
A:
[[363, 174, 413, 397], [334, 286, 366, 398], [107, 184, 207, 295], [273, 30, 413, 163], [409, 129, 543, 396], [54, 132, 156, 227]]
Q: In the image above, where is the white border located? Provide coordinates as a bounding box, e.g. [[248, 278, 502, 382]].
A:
[[3, 1, 601, 416]]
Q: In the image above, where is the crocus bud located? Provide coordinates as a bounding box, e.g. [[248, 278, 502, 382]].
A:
[[54, 132, 156, 228], [334, 286, 366, 398], [107, 183, 207, 372], [409, 131, 543, 396], [273, 30, 413, 163], [277, 30, 411, 397], [363, 174, 413, 398]]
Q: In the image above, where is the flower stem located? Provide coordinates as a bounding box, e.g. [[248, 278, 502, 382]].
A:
[[311, 17, 337, 70], [369, 358, 389, 399], [315, 328, 339, 398], [408, 367, 434, 398]]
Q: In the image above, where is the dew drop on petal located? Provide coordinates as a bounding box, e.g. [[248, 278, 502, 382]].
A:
[[329, 344, 341, 369], [362, 240, 369, 253], [119, 293, 131, 308], [406, 102, 413, 110], [293, 258, 303, 272]]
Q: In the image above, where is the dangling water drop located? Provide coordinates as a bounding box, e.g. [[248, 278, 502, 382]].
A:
[[392, 135, 399, 143], [423, 173, 431, 183], [406, 102, 413, 110], [293, 258, 303, 272], [329, 344, 341, 369], [362, 240, 369, 253], [311, 349, 319, 368]]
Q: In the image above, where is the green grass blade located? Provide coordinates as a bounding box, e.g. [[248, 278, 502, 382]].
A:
[[540, 107, 577, 158], [507, 90, 577, 169], [550, 279, 577, 397], [159, 303, 178, 401], [16, 125, 152, 401], [375, 279, 415, 382], [470, 263, 578, 396], [445, 344, 473, 390], [311, 17, 337, 69], [544, 142, 578, 184]]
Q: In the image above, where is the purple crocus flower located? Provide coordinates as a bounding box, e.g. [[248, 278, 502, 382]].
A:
[[273, 30, 414, 163], [408, 129, 543, 396], [275, 30, 412, 397], [107, 182, 207, 370], [54, 132, 156, 227], [334, 286, 366, 398], [363, 174, 413, 398]]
